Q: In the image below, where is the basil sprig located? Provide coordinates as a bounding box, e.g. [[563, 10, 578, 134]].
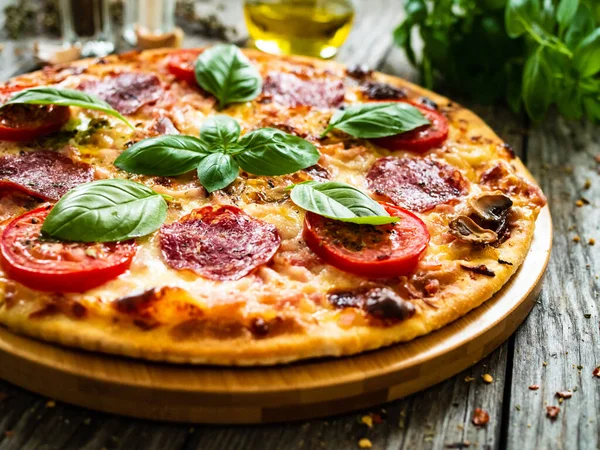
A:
[[42, 179, 167, 243], [194, 44, 262, 109], [321, 102, 429, 138], [290, 181, 400, 225], [115, 115, 320, 193], [3, 87, 134, 129]]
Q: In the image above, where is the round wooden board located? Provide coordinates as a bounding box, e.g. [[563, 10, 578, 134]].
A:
[[0, 207, 552, 424]]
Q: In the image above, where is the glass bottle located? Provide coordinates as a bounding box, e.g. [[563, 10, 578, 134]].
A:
[[123, 0, 177, 46], [244, 0, 355, 59], [59, 0, 114, 57]]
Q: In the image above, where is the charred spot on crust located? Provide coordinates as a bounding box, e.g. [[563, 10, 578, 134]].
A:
[[114, 288, 160, 314], [249, 316, 304, 339], [418, 96, 438, 110], [346, 64, 373, 79], [361, 81, 407, 100], [28, 295, 87, 320], [328, 287, 415, 323], [460, 264, 495, 277]]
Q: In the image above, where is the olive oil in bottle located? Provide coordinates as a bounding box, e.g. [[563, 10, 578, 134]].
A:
[[244, 0, 354, 59]]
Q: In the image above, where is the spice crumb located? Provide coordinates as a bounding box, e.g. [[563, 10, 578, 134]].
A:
[[593, 367, 600, 378], [575, 199, 584, 207], [361, 415, 373, 428], [543, 361, 548, 367], [573, 235, 581, 243], [472, 408, 490, 426], [546, 405, 560, 420], [583, 179, 591, 190], [528, 384, 539, 390], [584, 313, 591, 319], [589, 238, 596, 246], [358, 438, 373, 448], [482, 374, 493, 384], [45, 400, 56, 408], [464, 376, 475, 383]]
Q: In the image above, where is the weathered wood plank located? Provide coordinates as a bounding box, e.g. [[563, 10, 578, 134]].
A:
[[506, 114, 600, 450]]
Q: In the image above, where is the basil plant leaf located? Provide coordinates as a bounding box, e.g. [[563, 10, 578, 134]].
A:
[[114, 135, 209, 176], [3, 87, 134, 129], [573, 28, 600, 78], [564, 3, 595, 50], [236, 128, 320, 176], [197, 152, 239, 193], [290, 181, 400, 225], [557, 0, 579, 34], [199, 115, 241, 150], [42, 179, 167, 243], [522, 48, 554, 121], [322, 102, 430, 139], [194, 44, 262, 109], [505, 0, 540, 38]]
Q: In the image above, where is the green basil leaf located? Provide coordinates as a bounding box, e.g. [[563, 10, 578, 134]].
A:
[[3, 87, 134, 129], [573, 28, 600, 77], [322, 102, 430, 139], [114, 135, 209, 176], [505, 0, 540, 38], [194, 44, 262, 109], [199, 115, 241, 151], [582, 96, 600, 121], [290, 181, 399, 225], [522, 49, 554, 121], [564, 3, 595, 49], [42, 179, 167, 242], [196, 152, 239, 193], [236, 128, 320, 176], [557, 0, 579, 35]]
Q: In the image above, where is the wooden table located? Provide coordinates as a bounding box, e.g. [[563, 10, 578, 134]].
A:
[[0, 1, 598, 449]]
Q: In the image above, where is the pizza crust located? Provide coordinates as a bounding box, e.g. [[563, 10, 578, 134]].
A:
[[0, 49, 543, 365]]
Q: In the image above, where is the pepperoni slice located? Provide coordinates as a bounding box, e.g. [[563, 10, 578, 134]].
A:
[[367, 156, 468, 212], [0, 151, 94, 201], [159, 205, 281, 281], [0, 207, 136, 292], [261, 72, 345, 108], [79, 73, 163, 115]]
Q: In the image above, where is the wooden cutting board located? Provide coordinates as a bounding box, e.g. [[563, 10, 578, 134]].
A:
[[0, 207, 552, 424]]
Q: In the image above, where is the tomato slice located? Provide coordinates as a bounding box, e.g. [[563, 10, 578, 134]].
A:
[[371, 101, 449, 153], [303, 203, 430, 278], [0, 86, 70, 142], [0, 208, 136, 292], [167, 49, 202, 86]]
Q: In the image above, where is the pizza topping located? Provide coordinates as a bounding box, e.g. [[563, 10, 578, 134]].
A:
[[262, 71, 345, 108], [302, 163, 331, 181], [470, 193, 513, 222], [367, 157, 469, 212], [79, 72, 164, 114], [450, 193, 513, 245], [0, 86, 70, 142], [361, 81, 407, 100], [346, 64, 372, 79], [371, 102, 449, 152], [159, 205, 281, 280], [480, 162, 546, 207], [472, 408, 490, 426], [0, 151, 94, 201], [166, 49, 202, 86], [0, 207, 136, 292], [328, 287, 415, 322], [546, 405, 560, 420], [303, 203, 429, 278]]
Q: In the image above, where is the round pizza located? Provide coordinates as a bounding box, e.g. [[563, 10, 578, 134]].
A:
[[0, 46, 546, 365]]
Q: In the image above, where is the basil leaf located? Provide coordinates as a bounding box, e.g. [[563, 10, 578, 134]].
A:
[[194, 44, 262, 109], [505, 0, 540, 38], [199, 115, 241, 151], [322, 102, 430, 139], [236, 128, 320, 176], [522, 49, 554, 121], [197, 152, 239, 193], [564, 4, 595, 50], [573, 28, 600, 77], [114, 135, 209, 176], [290, 181, 399, 225], [3, 87, 134, 129], [557, 0, 579, 35], [42, 179, 167, 243]]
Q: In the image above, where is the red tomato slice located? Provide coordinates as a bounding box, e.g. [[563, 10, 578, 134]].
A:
[[0, 207, 136, 292], [0, 86, 70, 142], [167, 50, 202, 86], [303, 203, 430, 278], [371, 101, 449, 153]]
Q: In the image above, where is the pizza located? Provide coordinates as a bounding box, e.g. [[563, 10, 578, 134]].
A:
[[0, 47, 546, 365]]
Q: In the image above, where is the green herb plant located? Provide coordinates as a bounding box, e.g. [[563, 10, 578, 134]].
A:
[[395, 0, 600, 121]]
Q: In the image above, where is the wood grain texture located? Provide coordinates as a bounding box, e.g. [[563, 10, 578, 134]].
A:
[[506, 115, 600, 450]]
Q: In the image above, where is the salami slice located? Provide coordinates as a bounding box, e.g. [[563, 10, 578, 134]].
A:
[[366, 156, 468, 212], [261, 72, 345, 108], [159, 205, 281, 281], [80, 73, 163, 115], [0, 151, 94, 201]]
